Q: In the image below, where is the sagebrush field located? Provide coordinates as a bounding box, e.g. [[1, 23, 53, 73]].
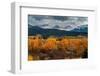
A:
[[28, 35, 88, 61]]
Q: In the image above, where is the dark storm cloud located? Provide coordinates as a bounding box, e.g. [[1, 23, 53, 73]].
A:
[[52, 16, 69, 21], [28, 15, 51, 21], [28, 15, 88, 31], [28, 15, 69, 21]]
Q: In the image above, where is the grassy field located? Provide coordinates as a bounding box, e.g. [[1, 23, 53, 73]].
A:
[[28, 35, 88, 61]]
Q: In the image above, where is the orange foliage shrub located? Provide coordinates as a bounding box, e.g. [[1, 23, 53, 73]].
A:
[[28, 35, 88, 59], [41, 38, 57, 51], [28, 37, 43, 51], [59, 38, 70, 50], [68, 38, 87, 56], [28, 55, 33, 61]]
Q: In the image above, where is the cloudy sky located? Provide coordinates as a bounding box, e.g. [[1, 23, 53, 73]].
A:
[[28, 15, 88, 31]]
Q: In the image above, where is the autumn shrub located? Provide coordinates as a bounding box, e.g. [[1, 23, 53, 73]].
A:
[[28, 35, 88, 60]]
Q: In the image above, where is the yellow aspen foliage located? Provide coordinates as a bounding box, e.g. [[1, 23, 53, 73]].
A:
[[68, 38, 87, 56], [28, 55, 33, 61], [28, 39, 33, 51], [28, 35, 88, 59], [41, 38, 57, 50], [60, 38, 70, 50], [28, 37, 43, 51], [81, 38, 88, 49]]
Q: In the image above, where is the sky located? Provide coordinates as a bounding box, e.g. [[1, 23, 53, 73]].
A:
[[28, 15, 88, 31]]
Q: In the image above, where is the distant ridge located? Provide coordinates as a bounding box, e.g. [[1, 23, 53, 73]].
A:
[[28, 24, 88, 37]]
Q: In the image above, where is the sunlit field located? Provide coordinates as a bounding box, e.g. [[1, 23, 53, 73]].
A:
[[28, 35, 88, 61]]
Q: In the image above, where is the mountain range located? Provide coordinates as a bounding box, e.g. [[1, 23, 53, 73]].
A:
[[28, 24, 88, 37]]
